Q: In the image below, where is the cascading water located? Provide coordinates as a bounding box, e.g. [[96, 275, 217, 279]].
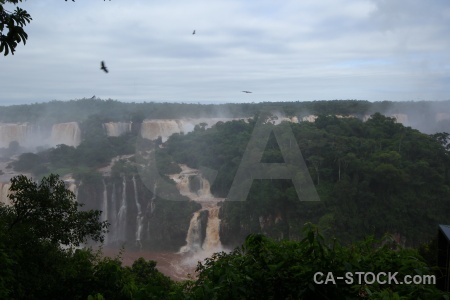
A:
[[133, 176, 143, 249], [103, 122, 132, 137], [102, 180, 108, 245], [0, 182, 11, 205], [109, 182, 118, 244], [150, 182, 156, 214], [117, 176, 127, 242], [50, 122, 81, 147], [145, 182, 157, 241], [173, 165, 225, 257], [179, 211, 203, 253], [202, 206, 222, 252]]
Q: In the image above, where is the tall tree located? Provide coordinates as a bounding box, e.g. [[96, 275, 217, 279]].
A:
[[0, 174, 109, 298]]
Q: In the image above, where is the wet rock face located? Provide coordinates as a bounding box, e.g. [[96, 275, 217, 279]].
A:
[[77, 175, 199, 251]]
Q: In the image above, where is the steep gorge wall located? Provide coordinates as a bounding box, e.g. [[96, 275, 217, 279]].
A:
[[77, 175, 199, 251]]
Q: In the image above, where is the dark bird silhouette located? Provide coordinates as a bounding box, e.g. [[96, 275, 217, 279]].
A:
[[192, 30, 196, 35], [100, 61, 108, 73], [242, 91, 252, 93], [91, 95, 95, 99], [65, 0, 75, 2]]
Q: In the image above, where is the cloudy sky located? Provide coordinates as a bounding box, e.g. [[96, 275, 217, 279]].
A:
[[1, 0, 450, 106]]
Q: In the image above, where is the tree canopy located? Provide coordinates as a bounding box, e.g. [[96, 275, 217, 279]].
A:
[[0, 0, 31, 56], [0, 174, 107, 298]]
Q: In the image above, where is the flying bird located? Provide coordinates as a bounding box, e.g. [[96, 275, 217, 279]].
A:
[[192, 30, 196, 35], [242, 91, 252, 93], [91, 95, 96, 99], [100, 61, 108, 73]]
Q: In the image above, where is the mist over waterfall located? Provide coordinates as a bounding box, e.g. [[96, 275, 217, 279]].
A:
[[139, 118, 243, 142], [0, 123, 38, 148], [0, 121, 82, 151], [50, 122, 81, 147], [104, 122, 132, 137], [140, 120, 183, 142]]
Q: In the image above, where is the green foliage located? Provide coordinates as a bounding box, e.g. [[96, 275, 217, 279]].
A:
[[0, 174, 109, 298], [10, 152, 41, 171], [161, 113, 450, 247], [5, 174, 108, 245], [187, 224, 449, 300], [0, 173, 180, 299], [0, 0, 31, 56]]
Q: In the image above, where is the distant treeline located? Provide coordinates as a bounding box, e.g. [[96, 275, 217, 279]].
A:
[[2, 98, 450, 131]]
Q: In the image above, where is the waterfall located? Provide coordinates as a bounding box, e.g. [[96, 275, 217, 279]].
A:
[[0, 123, 34, 148], [102, 180, 108, 222], [50, 122, 81, 147], [202, 206, 222, 252], [179, 211, 203, 253], [109, 182, 118, 244], [133, 176, 143, 248], [196, 176, 213, 198], [0, 183, 11, 205], [140, 119, 183, 142], [66, 178, 79, 202], [104, 122, 132, 137], [145, 182, 157, 242], [174, 165, 225, 256], [139, 118, 246, 143], [102, 180, 108, 245], [150, 182, 156, 214], [117, 176, 127, 242]]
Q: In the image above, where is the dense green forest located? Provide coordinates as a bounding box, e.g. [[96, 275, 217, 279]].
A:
[[10, 109, 450, 248], [160, 113, 450, 247], [4, 100, 450, 298], [0, 176, 447, 299]]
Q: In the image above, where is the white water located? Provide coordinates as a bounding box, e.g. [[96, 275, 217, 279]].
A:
[[179, 211, 203, 254], [104, 122, 132, 137], [139, 118, 246, 142], [110, 182, 118, 243], [50, 122, 81, 147], [133, 176, 143, 249], [202, 206, 222, 252], [0, 123, 36, 148], [172, 165, 225, 270], [0, 182, 11, 205], [117, 176, 127, 242], [169, 165, 213, 200]]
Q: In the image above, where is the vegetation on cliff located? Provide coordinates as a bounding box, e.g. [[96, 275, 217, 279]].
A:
[[161, 113, 450, 247], [0, 178, 448, 299]]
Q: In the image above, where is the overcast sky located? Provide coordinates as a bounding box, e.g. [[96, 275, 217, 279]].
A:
[[1, 0, 450, 106]]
